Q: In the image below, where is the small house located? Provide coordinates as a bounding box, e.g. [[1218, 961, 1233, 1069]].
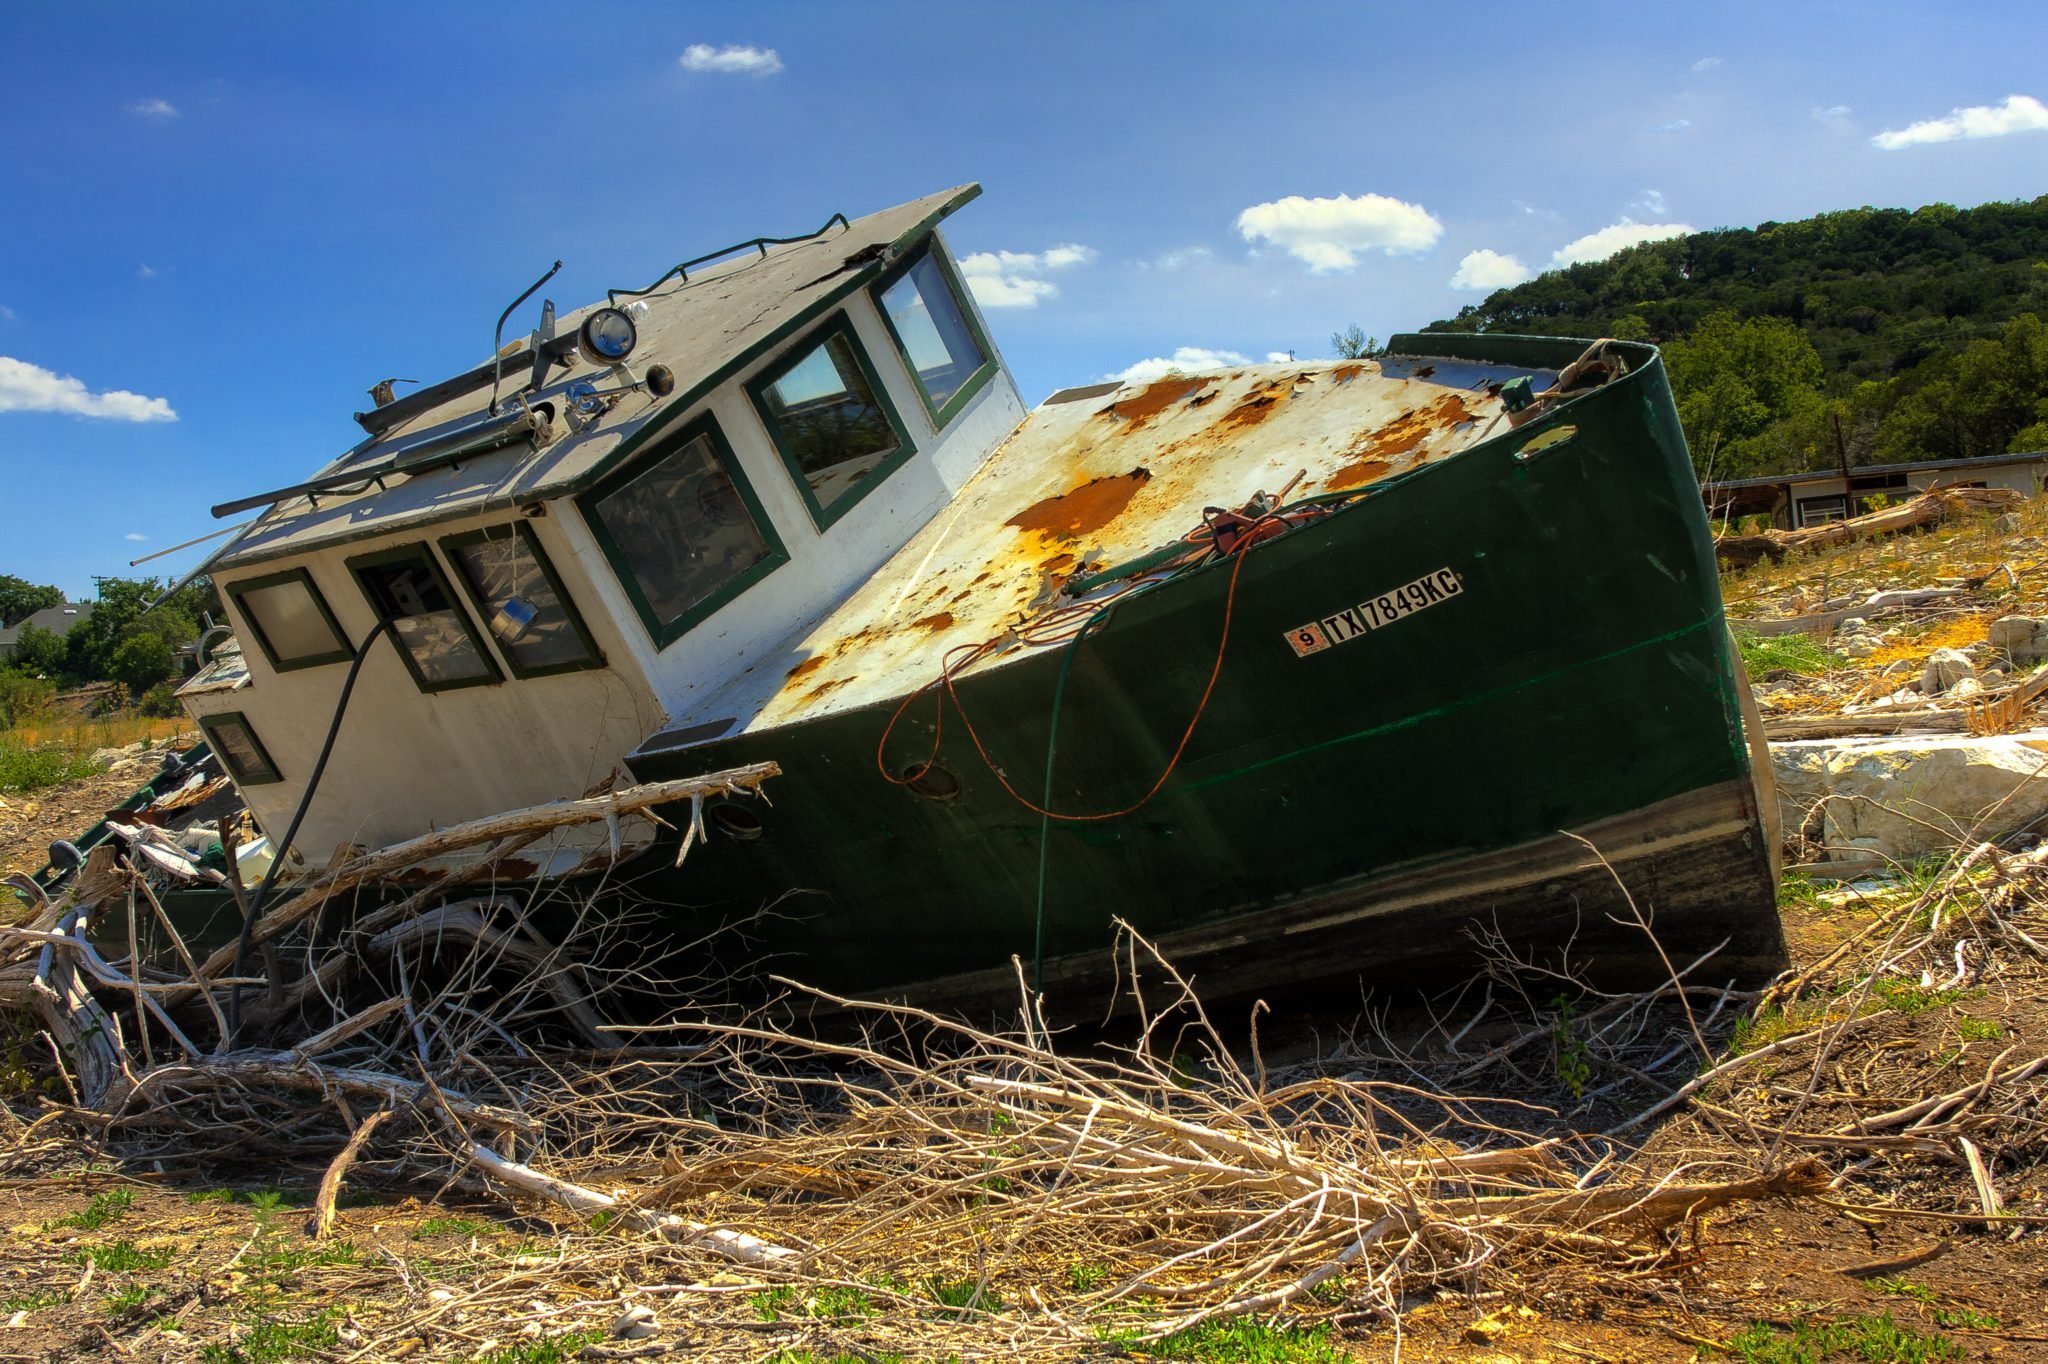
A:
[[1703, 450, 2048, 529]]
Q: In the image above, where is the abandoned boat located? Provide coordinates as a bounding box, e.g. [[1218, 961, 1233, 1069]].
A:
[[38, 183, 1785, 1010]]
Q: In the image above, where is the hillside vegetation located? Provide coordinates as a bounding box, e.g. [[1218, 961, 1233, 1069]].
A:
[[1424, 196, 2048, 482]]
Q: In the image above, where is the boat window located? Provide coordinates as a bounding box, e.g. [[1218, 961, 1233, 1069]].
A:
[[577, 415, 789, 650], [873, 244, 995, 428], [346, 545, 502, 692], [198, 711, 282, 785], [223, 567, 352, 672], [440, 523, 605, 678], [747, 316, 914, 529]]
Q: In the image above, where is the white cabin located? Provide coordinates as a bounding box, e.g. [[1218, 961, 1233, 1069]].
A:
[[179, 186, 1022, 864]]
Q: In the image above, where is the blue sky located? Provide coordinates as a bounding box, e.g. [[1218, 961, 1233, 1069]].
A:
[[3, 1, 2046, 598]]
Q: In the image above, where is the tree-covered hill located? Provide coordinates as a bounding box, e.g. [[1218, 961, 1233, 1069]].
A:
[[1423, 198, 2048, 481]]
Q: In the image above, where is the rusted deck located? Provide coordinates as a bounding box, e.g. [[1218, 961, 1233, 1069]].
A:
[[679, 351, 1559, 737]]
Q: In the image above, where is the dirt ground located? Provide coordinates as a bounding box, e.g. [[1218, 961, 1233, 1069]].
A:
[[1, 839, 2044, 1362]]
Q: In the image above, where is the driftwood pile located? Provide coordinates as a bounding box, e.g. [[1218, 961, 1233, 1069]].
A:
[[1716, 484, 2023, 569], [3, 765, 2046, 1355]]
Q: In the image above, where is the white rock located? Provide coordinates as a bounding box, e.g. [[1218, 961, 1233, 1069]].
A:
[[1990, 616, 2048, 665], [1839, 617, 1868, 633], [1921, 647, 1974, 694], [613, 1304, 658, 1339], [1881, 659, 1916, 676], [1949, 677, 1984, 701], [1821, 732, 2048, 859]]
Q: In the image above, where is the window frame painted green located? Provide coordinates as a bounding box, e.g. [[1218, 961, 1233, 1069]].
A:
[[576, 412, 791, 651], [344, 542, 504, 694], [438, 521, 607, 680], [198, 710, 284, 786], [744, 312, 918, 532], [223, 566, 353, 673], [869, 241, 998, 432]]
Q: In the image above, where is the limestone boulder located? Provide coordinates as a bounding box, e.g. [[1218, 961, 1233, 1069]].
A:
[[1989, 616, 2048, 666], [1921, 647, 1974, 694], [1821, 732, 2048, 860], [1769, 741, 1836, 840]]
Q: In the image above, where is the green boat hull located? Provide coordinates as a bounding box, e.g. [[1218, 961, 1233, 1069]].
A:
[[623, 334, 1785, 1011]]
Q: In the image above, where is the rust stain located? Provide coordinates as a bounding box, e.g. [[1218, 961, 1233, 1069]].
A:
[[1007, 468, 1152, 541], [1412, 364, 1436, 378], [785, 655, 827, 683], [1331, 363, 1365, 383], [804, 676, 853, 703], [1100, 376, 1213, 427], [1323, 394, 1475, 491], [910, 611, 955, 633], [1213, 379, 1294, 433], [494, 858, 540, 880], [1040, 551, 1077, 573]]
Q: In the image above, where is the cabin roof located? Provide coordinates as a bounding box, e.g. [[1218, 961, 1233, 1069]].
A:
[[213, 185, 981, 572], [642, 348, 1561, 747]]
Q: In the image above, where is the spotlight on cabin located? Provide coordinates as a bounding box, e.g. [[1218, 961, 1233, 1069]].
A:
[[578, 307, 639, 366], [645, 364, 675, 397]]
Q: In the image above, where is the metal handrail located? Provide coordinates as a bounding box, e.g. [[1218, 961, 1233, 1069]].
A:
[[606, 212, 850, 307]]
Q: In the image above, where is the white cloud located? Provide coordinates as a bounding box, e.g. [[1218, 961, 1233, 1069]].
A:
[[1692, 56, 1723, 72], [125, 533, 147, 542], [0, 356, 177, 422], [678, 44, 783, 76], [127, 97, 178, 119], [1552, 218, 1694, 266], [1812, 104, 1853, 125], [1632, 188, 1668, 216], [1265, 351, 1294, 363], [1649, 118, 1692, 133], [1449, 249, 1533, 292], [958, 243, 1097, 309], [137, 263, 157, 280], [1106, 347, 1252, 384], [1872, 93, 2048, 150], [1144, 247, 1214, 272], [0, 305, 14, 321], [1234, 192, 1443, 273]]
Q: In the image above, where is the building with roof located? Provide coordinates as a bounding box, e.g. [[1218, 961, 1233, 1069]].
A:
[[0, 601, 93, 655], [1702, 450, 2048, 529]]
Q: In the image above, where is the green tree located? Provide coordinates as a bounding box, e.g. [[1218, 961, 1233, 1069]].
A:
[[0, 575, 62, 629], [1661, 312, 1827, 478], [62, 576, 211, 685], [1331, 324, 1379, 359], [107, 634, 176, 696], [0, 668, 56, 728], [7, 623, 68, 679]]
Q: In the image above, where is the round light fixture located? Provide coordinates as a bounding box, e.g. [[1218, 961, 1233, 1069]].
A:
[[577, 307, 638, 365]]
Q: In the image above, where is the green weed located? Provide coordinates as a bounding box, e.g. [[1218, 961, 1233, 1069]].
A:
[[1868, 1276, 1935, 1303], [1, 1288, 64, 1312], [924, 1275, 1001, 1314], [1777, 871, 1829, 912], [750, 1284, 876, 1321], [104, 1284, 151, 1313], [63, 1241, 175, 1273], [1955, 1017, 2004, 1041], [1713, 1312, 1961, 1362], [1066, 1261, 1109, 1293], [1733, 628, 1843, 678], [413, 1215, 492, 1240], [186, 1188, 238, 1205], [1550, 994, 1593, 1098], [1144, 1316, 1348, 1362], [1868, 978, 1975, 1017], [47, 1187, 135, 1230], [475, 1331, 604, 1364], [1933, 1306, 2000, 1331], [0, 742, 101, 794], [199, 1310, 341, 1363]]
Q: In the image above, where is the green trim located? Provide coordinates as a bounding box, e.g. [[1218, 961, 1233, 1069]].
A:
[[576, 412, 792, 651], [438, 521, 607, 679], [744, 312, 918, 531], [222, 566, 352, 673], [870, 240, 999, 431], [197, 711, 283, 786], [344, 542, 504, 693]]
